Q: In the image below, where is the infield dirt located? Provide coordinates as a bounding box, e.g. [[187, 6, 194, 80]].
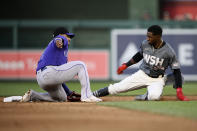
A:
[[0, 96, 197, 131]]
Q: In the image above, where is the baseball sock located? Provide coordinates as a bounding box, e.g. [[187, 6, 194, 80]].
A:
[[62, 83, 72, 96], [93, 87, 109, 97]]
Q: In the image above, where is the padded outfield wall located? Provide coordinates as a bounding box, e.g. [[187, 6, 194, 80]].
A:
[[111, 29, 197, 81], [0, 50, 109, 80]]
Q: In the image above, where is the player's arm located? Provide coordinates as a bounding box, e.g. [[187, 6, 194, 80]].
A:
[[125, 52, 143, 66], [170, 48, 189, 101], [173, 69, 189, 101], [117, 52, 143, 74], [55, 37, 64, 48], [173, 69, 182, 88], [54, 35, 69, 49]]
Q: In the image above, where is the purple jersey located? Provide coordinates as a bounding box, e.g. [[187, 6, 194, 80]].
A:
[[36, 35, 68, 71]]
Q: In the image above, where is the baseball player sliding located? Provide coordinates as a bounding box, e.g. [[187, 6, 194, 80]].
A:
[[93, 25, 189, 101], [20, 27, 102, 102]]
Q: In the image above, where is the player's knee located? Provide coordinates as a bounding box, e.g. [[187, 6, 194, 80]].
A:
[[108, 84, 119, 95], [53, 95, 67, 102], [148, 93, 161, 101], [59, 96, 67, 102], [77, 61, 86, 68]]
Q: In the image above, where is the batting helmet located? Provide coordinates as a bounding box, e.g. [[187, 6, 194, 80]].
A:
[[53, 27, 75, 38]]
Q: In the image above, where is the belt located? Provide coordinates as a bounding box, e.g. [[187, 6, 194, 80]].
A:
[[41, 66, 47, 71], [36, 66, 47, 74], [147, 74, 164, 78]]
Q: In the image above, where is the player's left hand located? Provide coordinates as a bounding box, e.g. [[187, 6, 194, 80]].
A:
[[176, 88, 189, 101], [56, 39, 63, 48], [117, 64, 128, 74], [67, 91, 81, 102]]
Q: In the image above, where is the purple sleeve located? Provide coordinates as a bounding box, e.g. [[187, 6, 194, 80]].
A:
[[53, 35, 68, 48]]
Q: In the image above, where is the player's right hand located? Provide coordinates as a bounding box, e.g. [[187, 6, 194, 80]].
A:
[[56, 39, 63, 48], [117, 64, 128, 74], [176, 88, 189, 101]]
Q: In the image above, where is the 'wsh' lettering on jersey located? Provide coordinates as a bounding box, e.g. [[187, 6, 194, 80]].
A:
[[143, 53, 164, 66]]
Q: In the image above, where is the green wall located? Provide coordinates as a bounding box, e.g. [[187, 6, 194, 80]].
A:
[[1, 0, 128, 20], [0, 0, 169, 49], [128, 0, 159, 20]]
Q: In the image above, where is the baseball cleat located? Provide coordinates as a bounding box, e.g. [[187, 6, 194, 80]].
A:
[[81, 95, 102, 102], [93, 87, 109, 97], [20, 90, 32, 102], [134, 92, 148, 101]]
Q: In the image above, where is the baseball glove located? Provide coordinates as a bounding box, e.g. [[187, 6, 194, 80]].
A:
[[67, 91, 81, 102]]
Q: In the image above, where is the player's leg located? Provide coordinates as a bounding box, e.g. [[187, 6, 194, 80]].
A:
[[93, 87, 109, 97], [147, 81, 165, 100], [136, 73, 184, 101], [55, 61, 92, 99], [93, 70, 148, 97], [22, 72, 68, 102], [21, 89, 56, 102], [134, 91, 148, 100], [135, 73, 178, 100], [109, 70, 149, 94], [30, 90, 56, 102], [48, 61, 101, 102], [135, 73, 173, 100], [62, 83, 73, 96], [44, 84, 67, 102], [24, 84, 67, 102]]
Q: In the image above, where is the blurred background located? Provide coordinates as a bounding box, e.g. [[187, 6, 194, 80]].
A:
[[0, 0, 197, 81]]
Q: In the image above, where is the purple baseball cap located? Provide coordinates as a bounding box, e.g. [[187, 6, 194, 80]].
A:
[[53, 27, 75, 38]]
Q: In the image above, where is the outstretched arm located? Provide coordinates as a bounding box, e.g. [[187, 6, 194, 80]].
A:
[[117, 52, 143, 74], [54, 37, 63, 48], [62, 83, 81, 102], [173, 69, 189, 101]]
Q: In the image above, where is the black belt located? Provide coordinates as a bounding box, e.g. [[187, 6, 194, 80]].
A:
[[147, 73, 164, 78], [41, 66, 47, 71], [36, 66, 47, 74]]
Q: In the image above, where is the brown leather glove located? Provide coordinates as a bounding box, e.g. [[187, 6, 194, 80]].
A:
[[67, 91, 81, 102]]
